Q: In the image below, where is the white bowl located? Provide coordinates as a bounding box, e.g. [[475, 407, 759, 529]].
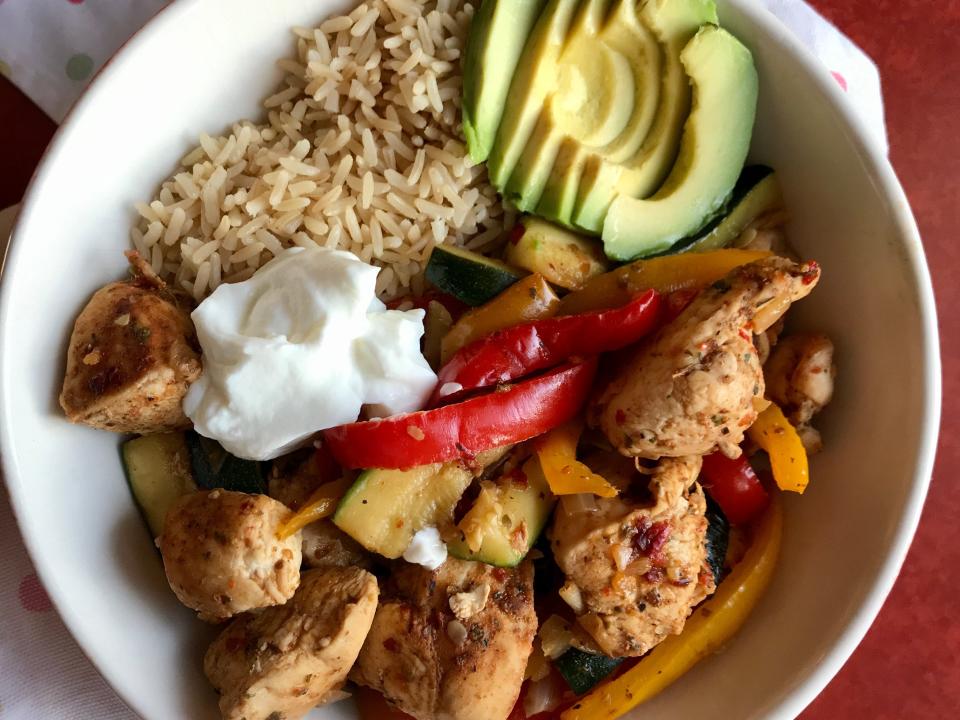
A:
[[0, 0, 940, 718]]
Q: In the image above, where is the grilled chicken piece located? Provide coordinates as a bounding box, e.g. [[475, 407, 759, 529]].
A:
[[159, 490, 302, 622], [593, 257, 820, 459], [550, 456, 714, 658], [764, 332, 836, 453], [59, 251, 201, 433], [205, 566, 378, 720], [353, 557, 537, 720], [301, 521, 371, 570], [765, 333, 835, 424]]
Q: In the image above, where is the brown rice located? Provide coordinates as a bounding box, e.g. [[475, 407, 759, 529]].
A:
[[130, 0, 512, 302]]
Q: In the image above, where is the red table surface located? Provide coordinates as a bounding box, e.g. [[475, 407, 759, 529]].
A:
[[0, 1, 957, 717]]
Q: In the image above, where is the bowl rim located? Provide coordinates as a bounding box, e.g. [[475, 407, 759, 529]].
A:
[[0, 0, 942, 718]]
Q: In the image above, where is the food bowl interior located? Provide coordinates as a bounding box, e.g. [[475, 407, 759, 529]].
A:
[[0, 0, 937, 718]]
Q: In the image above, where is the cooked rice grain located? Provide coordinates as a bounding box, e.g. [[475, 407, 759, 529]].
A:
[[132, 0, 511, 300]]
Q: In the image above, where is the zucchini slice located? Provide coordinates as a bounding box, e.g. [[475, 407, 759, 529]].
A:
[[425, 244, 525, 307], [504, 217, 609, 290], [422, 300, 453, 371], [121, 433, 196, 537], [333, 462, 475, 559], [554, 647, 623, 695], [185, 431, 268, 495], [704, 493, 730, 584], [448, 456, 556, 567]]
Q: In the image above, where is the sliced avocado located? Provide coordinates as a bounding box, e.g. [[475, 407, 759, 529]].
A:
[[666, 165, 781, 254], [536, 139, 586, 225], [591, 0, 664, 165], [536, 0, 640, 226], [549, 0, 631, 149], [447, 456, 556, 567], [487, 0, 581, 190], [462, 0, 547, 163], [425, 244, 525, 307], [602, 25, 759, 259], [504, 216, 609, 290], [573, 0, 718, 233], [502, 101, 565, 212]]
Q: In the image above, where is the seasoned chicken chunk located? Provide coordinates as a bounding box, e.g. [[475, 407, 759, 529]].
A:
[[593, 257, 820, 459], [60, 252, 201, 433], [353, 557, 536, 720], [205, 566, 378, 720], [765, 332, 836, 453], [159, 490, 301, 621], [301, 520, 371, 570], [550, 456, 715, 657], [765, 333, 836, 424]]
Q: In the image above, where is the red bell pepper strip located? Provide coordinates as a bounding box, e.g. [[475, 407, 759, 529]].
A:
[[430, 290, 660, 406], [324, 359, 598, 470], [699, 451, 770, 525]]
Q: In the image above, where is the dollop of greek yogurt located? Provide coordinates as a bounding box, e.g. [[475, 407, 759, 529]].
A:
[[183, 247, 436, 460], [402, 527, 448, 570]]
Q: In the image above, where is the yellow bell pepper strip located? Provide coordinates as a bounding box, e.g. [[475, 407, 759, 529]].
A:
[[440, 273, 560, 363], [562, 493, 784, 720], [558, 249, 771, 315], [276, 477, 351, 539], [747, 402, 810, 493], [536, 420, 618, 498]]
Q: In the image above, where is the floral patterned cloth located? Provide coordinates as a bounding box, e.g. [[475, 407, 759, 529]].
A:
[[0, 2, 886, 718]]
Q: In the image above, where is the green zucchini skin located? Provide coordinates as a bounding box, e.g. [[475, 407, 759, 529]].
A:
[[704, 494, 730, 584], [425, 244, 525, 306], [446, 456, 556, 567], [184, 431, 268, 495], [121, 433, 196, 538], [554, 647, 623, 695]]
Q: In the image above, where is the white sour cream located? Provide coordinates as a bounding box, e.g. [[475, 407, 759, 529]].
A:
[[402, 527, 448, 570], [183, 247, 436, 460]]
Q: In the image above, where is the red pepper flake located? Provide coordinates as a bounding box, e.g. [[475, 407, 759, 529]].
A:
[[739, 327, 752, 341], [615, 409, 627, 426], [508, 223, 525, 245], [801, 260, 820, 285], [633, 518, 672, 563], [383, 637, 400, 653], [491, 568, 508, 582]]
